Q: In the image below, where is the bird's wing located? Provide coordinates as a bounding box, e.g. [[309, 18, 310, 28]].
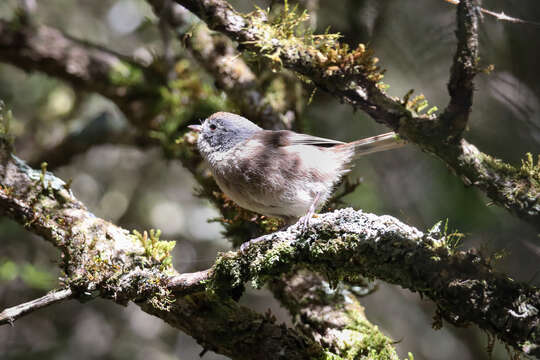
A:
[[258, 130, 344, 148], [277, 131, 344, 147]]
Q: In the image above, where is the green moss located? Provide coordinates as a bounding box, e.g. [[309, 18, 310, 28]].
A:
[[130, 229, 175, 272], [520, 153, 540, 185], [427, 219, 464, 254], [247, 1, 384, 84], [402, 92, 437, 117], [480, 152, 540, 184], [481, 153, 520, 177], [332, 308, 400, 360]]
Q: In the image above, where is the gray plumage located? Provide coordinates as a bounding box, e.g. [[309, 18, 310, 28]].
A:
[[189, 112, 404, 222]]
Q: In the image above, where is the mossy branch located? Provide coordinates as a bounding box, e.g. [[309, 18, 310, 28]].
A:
[[204, 208, 540, 358]]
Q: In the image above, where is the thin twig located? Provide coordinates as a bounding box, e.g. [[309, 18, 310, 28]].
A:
[[444, 0, 540, 27], [0, 288, 73, 326]]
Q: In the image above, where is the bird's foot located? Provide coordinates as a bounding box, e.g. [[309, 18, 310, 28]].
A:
[[299, 192, 321, 232], [299, 212, 319, 233]]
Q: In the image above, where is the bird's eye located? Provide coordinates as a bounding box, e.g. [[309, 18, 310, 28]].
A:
[[209, 124, 217, 131]]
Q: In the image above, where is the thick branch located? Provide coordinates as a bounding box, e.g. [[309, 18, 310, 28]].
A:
[[0, 288, 73, 326], [441, 0, 479, 140], [166, 208, 540, 356], [202, 209, 540, 358], [172, 0, 540, 228]]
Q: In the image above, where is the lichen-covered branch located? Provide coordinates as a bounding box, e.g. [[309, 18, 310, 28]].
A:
[[440, 0, 479, 141], [0, 288, 73, 326], [172, 0, 540, 228], [207, 209, 540, 358]]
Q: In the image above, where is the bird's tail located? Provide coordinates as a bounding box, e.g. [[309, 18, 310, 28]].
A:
[[348, 132, 406, 158]]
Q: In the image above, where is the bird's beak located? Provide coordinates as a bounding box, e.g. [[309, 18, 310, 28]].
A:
[[188, 124, 202, 133]]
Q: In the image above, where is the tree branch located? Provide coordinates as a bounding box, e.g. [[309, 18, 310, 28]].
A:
[[171, 0, 540, 229], [0, 288, 73, 326], [441, 0, 479, 141], [162, 203, 540, 357], [205, 209, 540, 358], [268, 272, 396, 359]]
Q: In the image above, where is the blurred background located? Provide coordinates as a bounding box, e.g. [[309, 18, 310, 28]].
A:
[[0, 0, 539, 359]]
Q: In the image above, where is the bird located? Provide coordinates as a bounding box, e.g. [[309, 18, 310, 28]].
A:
[[188, 112, 405, 229]]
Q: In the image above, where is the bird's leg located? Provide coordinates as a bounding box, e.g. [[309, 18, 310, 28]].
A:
[[299, 191, 321, 232]]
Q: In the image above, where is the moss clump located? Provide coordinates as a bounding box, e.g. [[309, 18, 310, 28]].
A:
[[131, 229, 175, 272], [482, 152, 540, 183], [480, 152, 540, 211], [401, 90, 438, 117], [247, 1, 384, 84], [520, 153, 540, 186], [328, 307, 400, 360], [427, 219, 464, 254]]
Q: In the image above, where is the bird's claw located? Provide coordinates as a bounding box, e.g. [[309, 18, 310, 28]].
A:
[[299, 213, 314, 233]]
